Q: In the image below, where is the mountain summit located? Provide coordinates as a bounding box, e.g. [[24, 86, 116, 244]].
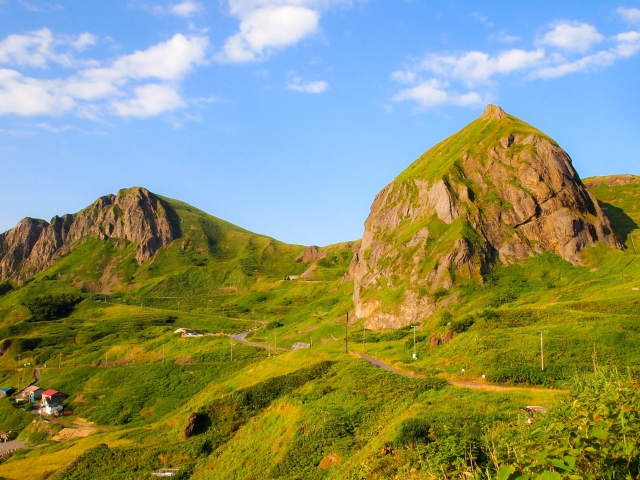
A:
[[351, 105, 622, 329], [0, 187, 181, 282]]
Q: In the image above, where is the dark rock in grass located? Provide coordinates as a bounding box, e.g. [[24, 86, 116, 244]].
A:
[[184, 412, 209, 439]]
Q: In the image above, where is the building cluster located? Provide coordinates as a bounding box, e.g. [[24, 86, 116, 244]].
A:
[[1, 385, 67, 417]]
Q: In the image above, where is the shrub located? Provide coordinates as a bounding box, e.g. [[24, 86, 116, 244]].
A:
[[438, 311, 454, 327], [449, 315, 475, 333], [395, 418, 431, 447], [486, 365, 572, 386], [0, 281, 13, 296], [25, 293, 83, 321], [432, 288, 448, 302], [265, 320, 283, 330]]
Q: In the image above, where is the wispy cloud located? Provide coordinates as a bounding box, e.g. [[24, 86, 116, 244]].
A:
[[171, 0, 203, 17], [287, 74, 328, 93], [618, 6, 640, 25], [391, 12, 640, 110], [133, 1, 204, 18], [20, 1, 63, 13]]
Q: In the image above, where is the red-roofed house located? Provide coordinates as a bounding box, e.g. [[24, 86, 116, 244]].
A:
[[41, 390, 67, 416]]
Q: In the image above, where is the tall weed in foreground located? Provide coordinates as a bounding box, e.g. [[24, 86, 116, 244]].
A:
[[491, 368, 640, 479]]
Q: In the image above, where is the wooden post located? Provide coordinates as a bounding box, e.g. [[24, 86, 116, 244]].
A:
[[345, 312, 348, 354]]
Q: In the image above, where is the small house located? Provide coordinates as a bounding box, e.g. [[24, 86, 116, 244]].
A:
[[0, 387, 15, 397], [41, 389, 66, 404], [41, 389, 67, 416], [22, 385, 44, 402]]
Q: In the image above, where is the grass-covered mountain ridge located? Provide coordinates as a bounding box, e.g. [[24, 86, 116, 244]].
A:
[[352, 104, 623, 329]]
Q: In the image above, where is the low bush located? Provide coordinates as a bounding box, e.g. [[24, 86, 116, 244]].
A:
[[395, 418, 431, 447], [0, 281, 13, 296], [487, 365, 572, 385], [449, 315, 475, 333], [25, 293, 83, 321]]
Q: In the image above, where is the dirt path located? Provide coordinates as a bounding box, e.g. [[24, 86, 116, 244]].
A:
[[356, 353, 561, 392]]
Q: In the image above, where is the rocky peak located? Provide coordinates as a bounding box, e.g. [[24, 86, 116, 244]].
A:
[[351, 107, 622, 329], [0, 187, 181, 282], [480, 104, 507, 120]]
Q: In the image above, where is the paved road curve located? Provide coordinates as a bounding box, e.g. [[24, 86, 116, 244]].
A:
[[231, 331, 292, 352], [0, 440, 26, 457], [356, 353, 554, 392], [230, 331, 559, 393]]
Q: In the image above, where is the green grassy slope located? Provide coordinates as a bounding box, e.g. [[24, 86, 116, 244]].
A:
[[0, 177, 638, 478]]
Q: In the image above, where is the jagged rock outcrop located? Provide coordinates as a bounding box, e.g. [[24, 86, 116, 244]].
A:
[[298, 246, 326, 263], [0, 187, 181, 282], [352, 105, 622, 329]]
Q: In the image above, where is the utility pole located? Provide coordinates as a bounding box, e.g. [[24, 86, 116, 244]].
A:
[[411, 325, 418, 359], [58, 353, 61, 369], [631, 235, 638, 255], [162, 345, 165, 364], [274, 333, 277, 351], [363, 324, 366, 349], [345, 312, 349, 354], [230, 340, 233, 361], [539, 330, 545, 371]]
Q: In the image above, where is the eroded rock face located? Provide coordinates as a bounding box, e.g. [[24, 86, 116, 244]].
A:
[[0, 187, 181, 282], [352, 105, 622, 329]]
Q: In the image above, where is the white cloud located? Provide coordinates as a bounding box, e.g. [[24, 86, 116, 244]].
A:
[[218, 0, 352, 62], [0, 69, 74, 116], [101, 33, 208, 81], [171, 0, 203, 17], [615, 30, 640, 56], [112, 84, 185, 117], [418, 48, 544, 86], [72, 32, 98, 52], [618, 6, 640, 24], [0, 28, 69, 67], [0, 31, 208, 119], [287, 76, 328, 93], [391, 13, 640, 111], [220, 5, 319, 62], [538, 22, 604, 52], [392, 79, 484, 108]]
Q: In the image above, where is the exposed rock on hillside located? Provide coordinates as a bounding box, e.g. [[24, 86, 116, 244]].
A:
[[0, 187, 181, 282], [352, 105, 622, 329]]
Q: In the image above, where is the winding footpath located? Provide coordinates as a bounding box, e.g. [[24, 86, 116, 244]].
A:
[[231, 329, 561, 393]]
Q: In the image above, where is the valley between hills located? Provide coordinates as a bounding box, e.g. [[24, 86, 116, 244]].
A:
[[1, 106, 639, 479]]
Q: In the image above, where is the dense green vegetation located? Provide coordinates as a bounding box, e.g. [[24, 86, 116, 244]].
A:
[[0, 176, 638, 478]]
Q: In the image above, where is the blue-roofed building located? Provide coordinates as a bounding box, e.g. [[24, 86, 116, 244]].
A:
[[0, 387, 14, 397]]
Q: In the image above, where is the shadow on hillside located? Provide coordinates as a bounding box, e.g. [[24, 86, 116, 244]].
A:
[[598, 200, 638, 246]]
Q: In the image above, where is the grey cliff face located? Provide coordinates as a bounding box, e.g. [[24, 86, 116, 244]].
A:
[[352, 106, 622, 330], [0, 187, 181, 282]]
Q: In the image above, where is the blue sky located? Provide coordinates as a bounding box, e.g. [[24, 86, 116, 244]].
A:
[[1, 0, 639, 246]]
